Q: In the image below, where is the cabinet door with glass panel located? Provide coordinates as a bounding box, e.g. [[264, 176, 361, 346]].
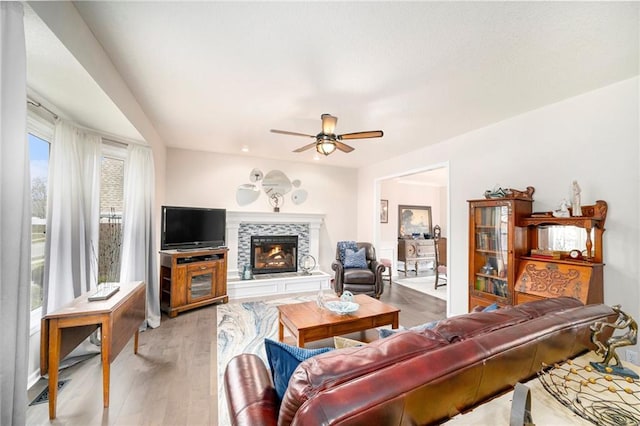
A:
[[468, 198, 532, 309]]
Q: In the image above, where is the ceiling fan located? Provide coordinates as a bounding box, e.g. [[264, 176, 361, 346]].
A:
[[270, 114, 384, 156]]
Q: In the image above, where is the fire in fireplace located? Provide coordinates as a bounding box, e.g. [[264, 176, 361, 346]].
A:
[[250, 235, 298, 274]]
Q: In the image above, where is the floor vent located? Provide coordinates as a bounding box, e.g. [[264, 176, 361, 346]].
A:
[[29, 379, 70, 406]]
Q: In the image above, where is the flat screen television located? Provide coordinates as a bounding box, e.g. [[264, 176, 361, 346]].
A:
[[161, 206, 226, 250]]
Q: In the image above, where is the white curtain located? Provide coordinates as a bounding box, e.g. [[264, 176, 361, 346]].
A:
[[120, 144, 160, 328], [43, 120, 101, 313], [0, 3, 30, 424]]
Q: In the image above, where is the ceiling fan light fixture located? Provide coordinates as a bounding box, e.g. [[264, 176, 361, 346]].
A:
[[316, 138, 336, 156], [272, 113, 383, 155]]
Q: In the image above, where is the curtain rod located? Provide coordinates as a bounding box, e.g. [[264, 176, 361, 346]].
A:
[[27, 99, 59, 120], [103, 138, 128, 148], [27, 98, 149, 148]]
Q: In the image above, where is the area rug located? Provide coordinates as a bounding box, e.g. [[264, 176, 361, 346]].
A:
[[394, 276, 447, 301], [216, 295, 316, 426]]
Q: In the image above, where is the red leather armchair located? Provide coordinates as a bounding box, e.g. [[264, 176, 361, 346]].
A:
[[331, 242, 385, 298]]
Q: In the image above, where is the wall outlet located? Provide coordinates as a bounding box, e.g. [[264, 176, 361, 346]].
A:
[[625, 349, 639, 365]]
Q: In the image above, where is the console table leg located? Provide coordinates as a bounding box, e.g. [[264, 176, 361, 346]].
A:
[[48, 322, 61, 419], [101, 324, 110, 408]]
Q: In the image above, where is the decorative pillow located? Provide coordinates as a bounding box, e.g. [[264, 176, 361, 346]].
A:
[[337, 240, 358, 264], [378, 319, 441, 339], [483, 302, 500, 312], [264, 338, 333, 401], [344, 247, 367, 269], [471, 302, 500, 313], [334, 336, 366, 349]]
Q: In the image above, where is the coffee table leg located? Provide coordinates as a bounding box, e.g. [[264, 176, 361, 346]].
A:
[[278, 315, 284, 342]]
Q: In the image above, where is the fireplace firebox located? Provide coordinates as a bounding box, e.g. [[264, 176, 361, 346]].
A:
[[250, 235, 298, 274]]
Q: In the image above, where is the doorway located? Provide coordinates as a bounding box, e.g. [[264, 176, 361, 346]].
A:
[[375, 164, 449, 302]]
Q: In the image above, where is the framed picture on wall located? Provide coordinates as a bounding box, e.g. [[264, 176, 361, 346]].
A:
[[398, 205, 432, 238], [380, 199, 388, 223]]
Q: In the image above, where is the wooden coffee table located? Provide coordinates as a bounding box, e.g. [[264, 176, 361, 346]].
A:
[[277, 294, 400, 347]]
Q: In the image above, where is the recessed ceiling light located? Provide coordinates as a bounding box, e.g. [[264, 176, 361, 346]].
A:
[[241, 146, 249, 152]]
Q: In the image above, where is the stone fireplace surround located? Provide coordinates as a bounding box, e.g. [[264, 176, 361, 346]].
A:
[[226, 211, 330, 299]]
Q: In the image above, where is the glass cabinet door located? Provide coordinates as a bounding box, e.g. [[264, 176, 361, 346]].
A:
[[187, 266, 213, 302], [472, 204, 510, 301]]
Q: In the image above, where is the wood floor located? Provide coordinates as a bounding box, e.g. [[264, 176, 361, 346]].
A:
[[26, 278, 446, 425]]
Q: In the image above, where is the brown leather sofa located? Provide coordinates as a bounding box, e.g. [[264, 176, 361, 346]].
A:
[[224, 297, 616, 426], [331, 242, 385, 298]]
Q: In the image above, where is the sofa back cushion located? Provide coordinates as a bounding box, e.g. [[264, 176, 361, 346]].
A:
[[278, 329, 448, 425], [432, 296, 584, 343]]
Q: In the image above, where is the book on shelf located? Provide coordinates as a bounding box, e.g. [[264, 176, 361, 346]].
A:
[[530, 211, 554, 218], [529, 249, 562, 259]]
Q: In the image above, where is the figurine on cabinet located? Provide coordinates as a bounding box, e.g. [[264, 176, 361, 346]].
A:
[[571, 180, 582, 216], [552, 199, 571, 218]]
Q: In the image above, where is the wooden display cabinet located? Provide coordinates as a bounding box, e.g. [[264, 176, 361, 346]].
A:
[[159, 248, 228, 318], [515, 200, 607, 305], [468, 198, 532, 309]]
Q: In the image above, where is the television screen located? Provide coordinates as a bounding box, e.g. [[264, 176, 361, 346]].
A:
[[161, 206, 226, 250]]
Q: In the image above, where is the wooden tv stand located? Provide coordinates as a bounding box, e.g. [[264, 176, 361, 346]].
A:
[[159, 248, 228, 318]]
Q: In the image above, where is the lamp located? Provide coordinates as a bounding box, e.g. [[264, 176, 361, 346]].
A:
[[316, 135, 337, 156]]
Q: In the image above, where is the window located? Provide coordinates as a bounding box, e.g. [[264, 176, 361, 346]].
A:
[[98, 144, 126, 283], [29, 133, 50, 312]]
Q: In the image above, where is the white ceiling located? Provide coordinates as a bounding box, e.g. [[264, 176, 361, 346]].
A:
[[25, 2, 639, 168]]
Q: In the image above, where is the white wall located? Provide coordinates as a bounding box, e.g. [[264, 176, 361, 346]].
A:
[[359, 77, 640, 320], [165, 149, 358, 273]]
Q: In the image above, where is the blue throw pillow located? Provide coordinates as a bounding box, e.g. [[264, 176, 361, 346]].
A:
[[483, 302, 499, 312], [344, 247, 367, 269], [337, 240, 358, 264], [378, 319, 440, 338], [264, 338, 333, 401]]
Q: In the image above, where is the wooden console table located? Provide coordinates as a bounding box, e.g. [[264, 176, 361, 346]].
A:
[[40, 281, 146, 419]]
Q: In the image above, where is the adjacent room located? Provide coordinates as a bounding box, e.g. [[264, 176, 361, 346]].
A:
[[1, 1, 638, 425]]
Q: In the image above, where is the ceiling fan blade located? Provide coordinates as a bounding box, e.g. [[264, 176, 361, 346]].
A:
[[338, 130, 384, 140], [335, 141, 354, 153], [293, 142, 318, 153], [271, 129, 315, 138], [321, 114, 337, 134]]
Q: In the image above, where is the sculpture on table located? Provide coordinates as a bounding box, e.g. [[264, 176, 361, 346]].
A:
[[571, 180, 583, 216], [589, 305, 639, 379]]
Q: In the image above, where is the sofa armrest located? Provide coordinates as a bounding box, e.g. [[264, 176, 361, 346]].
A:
[[224, 354, 278, 426]]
